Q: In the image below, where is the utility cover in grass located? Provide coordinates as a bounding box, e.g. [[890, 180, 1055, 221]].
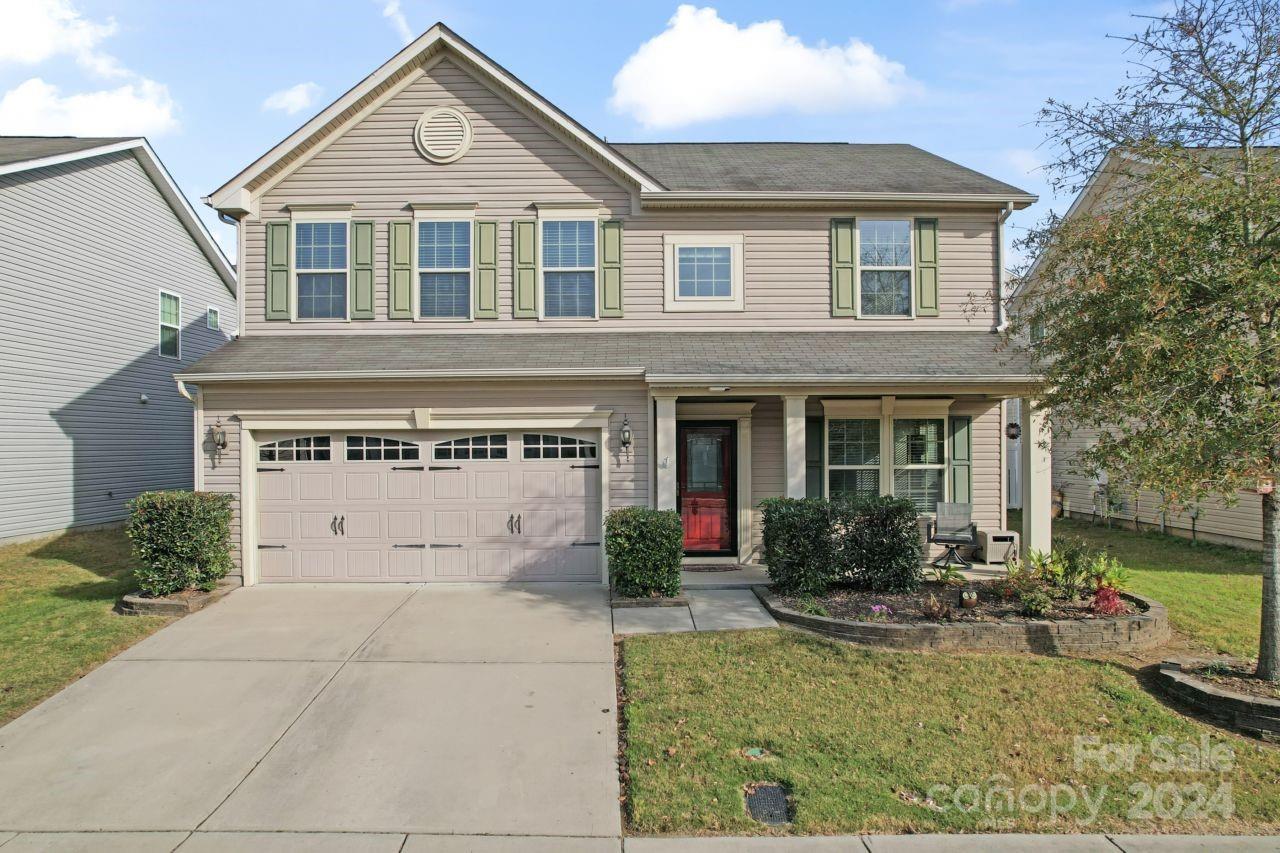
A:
[[745, 782, 790, 825]]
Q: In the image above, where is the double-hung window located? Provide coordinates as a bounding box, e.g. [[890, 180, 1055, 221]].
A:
[[541, 219, 595, 318], [663, 234, 744, 311], [858, 219, 912, 317], [417, 220, 471, 319], [892, 418, 946, 513], [827, 418, 881, 500], [295, 221, 348, 320], [159, 291, 180, 359]]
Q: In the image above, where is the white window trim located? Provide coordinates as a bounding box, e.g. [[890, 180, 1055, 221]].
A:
[[206, 306, 220, 331], [158, 289, 181, 360], [663, 233, 744, 312], [821, 397, 954, 512], [537, 206, 600, 321], [290, 208, 351, 323], [855, 218, 915, 320], [412, 205, 476, 322]]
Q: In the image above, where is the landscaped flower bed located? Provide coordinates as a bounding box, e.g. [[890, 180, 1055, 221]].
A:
[[1156, 659, 1280, 742]]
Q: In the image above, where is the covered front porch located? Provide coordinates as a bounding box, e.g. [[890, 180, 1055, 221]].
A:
[[648, 385, 1051, 567]]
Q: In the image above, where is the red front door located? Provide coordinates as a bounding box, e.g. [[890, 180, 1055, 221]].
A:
[[678, 423, 735, 554]]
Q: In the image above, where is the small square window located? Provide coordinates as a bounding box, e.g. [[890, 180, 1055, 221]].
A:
[[664, 235, 743, 311]]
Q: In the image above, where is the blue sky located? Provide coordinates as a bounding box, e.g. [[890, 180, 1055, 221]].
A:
[[1, 1, 1157, 262]]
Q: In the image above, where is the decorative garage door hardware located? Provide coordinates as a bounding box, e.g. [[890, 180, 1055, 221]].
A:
[[329, 515, 345, 535], [258, 544, 287, 550], [506, 513, 522, 534], [392, 465, 425, 471], [572, 541, 600, 547], [570, 463, 601, 469], [430, 543, 463, 549], [258, 467, 285, 472], [393, 543, 426, 549], [430, 465, 462, 471]]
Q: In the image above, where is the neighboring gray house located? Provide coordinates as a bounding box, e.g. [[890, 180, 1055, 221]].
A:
[[0, 137, 237, 543]]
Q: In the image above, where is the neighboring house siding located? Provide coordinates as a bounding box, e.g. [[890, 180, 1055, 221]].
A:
[[0, 151, 235, 542], [1053, 424, 1264, 550], [199, 380, 650, 576], [238, 57, 998, 334]]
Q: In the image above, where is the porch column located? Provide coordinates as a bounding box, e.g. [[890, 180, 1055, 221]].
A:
[[1019, 397, 1052, 555], [784, 395, 807, 499], [655, 395, 678, 510]]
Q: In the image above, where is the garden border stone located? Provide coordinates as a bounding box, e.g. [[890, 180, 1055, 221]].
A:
[[753, 586, 1168, 654], [116, 578, 239, 616], [1154, 659, 1280, 742]]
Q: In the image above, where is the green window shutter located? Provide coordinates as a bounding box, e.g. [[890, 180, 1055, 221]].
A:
[[350, 220, 375, 319], [949, 415, 972, 505], [830, 218, 856, 317], [388, 221, 413, 319], [512, 219, 537, 318], [473, 220, 499, 318], [598, 219, 624, 318], [265, 221, 290, 320], [915, 217, 940, 317]]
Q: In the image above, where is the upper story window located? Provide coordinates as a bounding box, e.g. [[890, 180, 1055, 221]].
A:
[[541, 219, 595, 319], [433, 434, 508, 461], [159, 291, 181, 359], [663, 234, 744, 312], [259, 436, 331, 462], [346, 435, 420, 462], [418, 220, 471, 320], [295, 221, 348, 320], [522, 433, 597, 460], [858, 220, 912, 318], [206, 307, 220, 330]]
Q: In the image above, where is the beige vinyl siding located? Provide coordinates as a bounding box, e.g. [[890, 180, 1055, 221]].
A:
[[0, 151, 236, 542], [239, 57, 1000, 335], [749, 398, 785, 556], [955, 400, 1003, 533], [199, 379, 649, 576], [1053, 424, 1264, 550]]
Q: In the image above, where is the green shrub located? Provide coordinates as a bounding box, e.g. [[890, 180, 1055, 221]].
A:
[[836, 495, 924, 593], [760, 498, 837, 595], [1019, 589, 1053, 617], [126, 491, 234, 597], [605, 507, 683, 598]]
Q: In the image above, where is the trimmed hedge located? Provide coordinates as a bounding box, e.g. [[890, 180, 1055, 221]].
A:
[[126, 491, 234, 597], [606, 507, 683, 598], [760, 495, 922, 595]]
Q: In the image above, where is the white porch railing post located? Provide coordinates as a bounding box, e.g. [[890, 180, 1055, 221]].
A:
[[655, 395, 678, 510], [1019, 397, 1052, 555], [784, 395, 807, 499]]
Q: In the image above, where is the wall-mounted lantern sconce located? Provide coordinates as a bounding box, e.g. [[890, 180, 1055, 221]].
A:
[[212, 421, 228, 450], [1004, 422, 1022, 441], [138, 393, 149, 404], [619, 416, 633, 449]]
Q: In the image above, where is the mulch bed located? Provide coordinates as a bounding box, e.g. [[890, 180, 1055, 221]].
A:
[[781, 579, 1131, 624], [1190, 663, 1280, 702]]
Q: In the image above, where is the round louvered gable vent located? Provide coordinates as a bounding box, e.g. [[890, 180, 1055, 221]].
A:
[[414, 106, 473, 164]]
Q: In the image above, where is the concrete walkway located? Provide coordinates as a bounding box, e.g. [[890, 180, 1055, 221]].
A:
[[0, 584, 619, 843], [612, 588, 777, 634]]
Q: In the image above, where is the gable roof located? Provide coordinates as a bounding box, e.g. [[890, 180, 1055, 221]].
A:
[[614, 143, 1033, 199], [208, 23, 664, 212], [0, 136, 236, 295]]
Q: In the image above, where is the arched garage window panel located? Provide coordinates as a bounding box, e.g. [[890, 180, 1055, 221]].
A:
[[259, 436, 331, 462], [346, 435, 420, 462], [522, 434, 597, 460], [433, 434, 508, 460]]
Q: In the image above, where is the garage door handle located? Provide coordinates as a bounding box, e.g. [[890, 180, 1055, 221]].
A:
[[392, 465, 424, 471], [393, 543, 426, 549], [572, 541, 600, 547], [430, 465, 462, 471], [258, 544, 287, 550], [337, 515, 345, 535], [514, 513, 521, 534], [430, 543, 463, 549]]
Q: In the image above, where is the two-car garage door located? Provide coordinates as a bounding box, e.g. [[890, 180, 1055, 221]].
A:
[[255, 430, 602, 583]]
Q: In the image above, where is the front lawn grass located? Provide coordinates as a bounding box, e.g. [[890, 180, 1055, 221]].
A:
[[621, 629, 1280, 835], [0, 527, 169, 725], [1013, 510, 1262, 658]]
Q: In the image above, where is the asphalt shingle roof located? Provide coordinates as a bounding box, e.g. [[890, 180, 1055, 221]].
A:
[[0, 136, 133, 169], [180, 332, 1036, 382], [610, 143, 1032, 196]]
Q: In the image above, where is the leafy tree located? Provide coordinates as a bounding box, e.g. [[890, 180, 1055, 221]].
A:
[[1014, 0, 1280, 679]]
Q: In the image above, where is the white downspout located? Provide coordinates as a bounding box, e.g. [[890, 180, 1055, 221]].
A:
[[995, 201, 1014, 332]]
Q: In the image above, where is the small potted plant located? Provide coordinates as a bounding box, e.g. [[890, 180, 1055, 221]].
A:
[[959, 589, 979, 609]]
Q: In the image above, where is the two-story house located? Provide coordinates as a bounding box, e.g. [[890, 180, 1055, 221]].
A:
[[0, 136, 236, 543], [182, 24, 1049, 585]]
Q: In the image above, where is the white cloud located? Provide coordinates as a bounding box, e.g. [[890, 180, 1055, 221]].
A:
[[0, 0, 125, 77], [382, 0, 414, 44], [262, 82, 322, 116], [0, 77, 177, 136], [610, 5, 918, 129]]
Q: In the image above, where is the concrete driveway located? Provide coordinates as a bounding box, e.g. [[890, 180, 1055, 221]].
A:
[[0, 584, 620, 850]]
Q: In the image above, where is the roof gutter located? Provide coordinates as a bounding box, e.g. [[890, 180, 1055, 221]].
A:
[[641, 191, 1038, 209], [174, 366, 649, 383]]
